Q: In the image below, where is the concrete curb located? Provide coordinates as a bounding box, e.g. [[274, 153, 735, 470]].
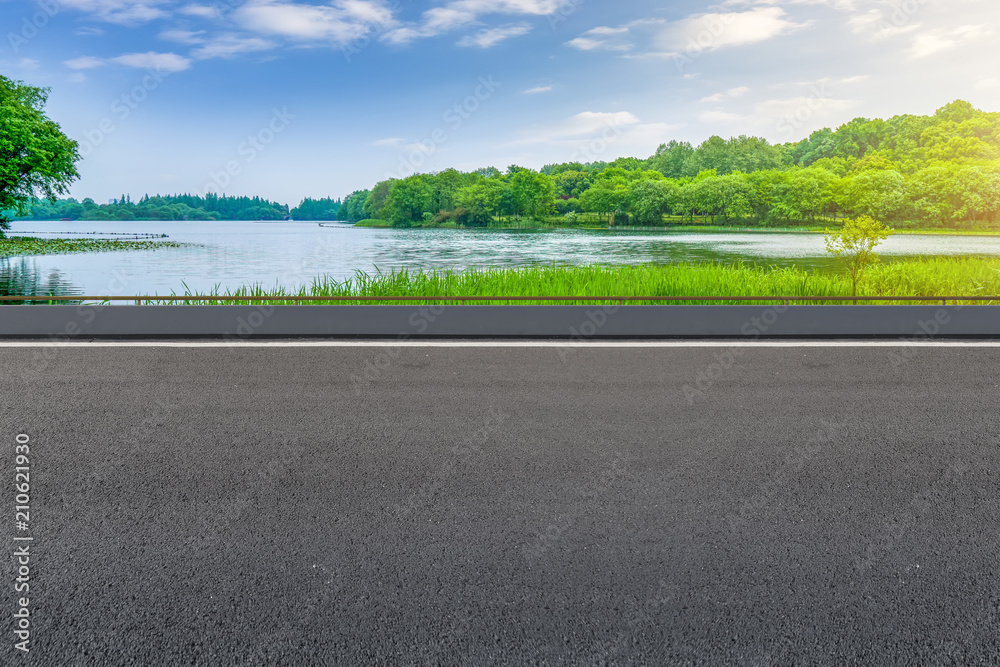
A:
[[0, 304, 997, 339]]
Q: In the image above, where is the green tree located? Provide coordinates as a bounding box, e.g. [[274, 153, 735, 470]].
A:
[[456, 178, 506, 222], [0, 76, 80, 235], [841, 169, 906, 221], [383, 176, 432, 227], [824, 215, 891, 302], [649, 140, 695, 178], [628, 178, 678, 225], [508, 170, 555, 220]]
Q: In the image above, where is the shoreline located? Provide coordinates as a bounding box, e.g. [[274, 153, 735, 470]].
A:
[[350, 220, 1000, 236]]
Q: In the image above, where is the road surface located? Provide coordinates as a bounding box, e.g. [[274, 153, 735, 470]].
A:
[[1, 342, 998, 665]]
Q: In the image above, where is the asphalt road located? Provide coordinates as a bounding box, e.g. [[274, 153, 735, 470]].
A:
[[2, 344, 999, 665]]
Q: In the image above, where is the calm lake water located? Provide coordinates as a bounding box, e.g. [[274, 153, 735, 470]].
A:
[[4, 220, 1000, 297]]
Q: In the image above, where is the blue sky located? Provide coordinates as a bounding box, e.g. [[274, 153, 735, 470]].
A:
[[2, 0, 999, 204]]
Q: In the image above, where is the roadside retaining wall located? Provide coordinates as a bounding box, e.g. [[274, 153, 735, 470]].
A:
[[0, 305, 996, 338]]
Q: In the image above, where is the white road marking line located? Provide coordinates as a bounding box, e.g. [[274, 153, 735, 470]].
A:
[[0, 341, 1000, 348]]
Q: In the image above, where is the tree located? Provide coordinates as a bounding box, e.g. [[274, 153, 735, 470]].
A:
[[508, 169, 555, 220], [383, 176, 432, 227], [0, 76, 80, 235], [824, 215, 891, 302], [456, 178, 506, 222], [649, 140, 694, 178], [628, 179, 677, 225], [841, 169, 906, 221]]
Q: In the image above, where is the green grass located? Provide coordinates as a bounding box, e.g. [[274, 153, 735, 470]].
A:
[[351, 219, 392, 228], [149, 257, 1000, 306], [0, 236, 192, 257]]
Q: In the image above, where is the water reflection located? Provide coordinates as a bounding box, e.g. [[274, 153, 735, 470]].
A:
[[0, 257, 80, 303], [6, 220, 1000, 296]]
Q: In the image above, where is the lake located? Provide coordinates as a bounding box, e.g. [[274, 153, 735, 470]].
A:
[[4, 220, 1000, 297]]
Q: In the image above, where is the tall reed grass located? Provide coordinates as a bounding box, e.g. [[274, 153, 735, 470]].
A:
[[157, 257, 1000, 306]]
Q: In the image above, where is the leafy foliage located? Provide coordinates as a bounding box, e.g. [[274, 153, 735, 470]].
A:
[[824, 215, 892, 298], [0, 76, 80, 235], [289, 197, 341, 220], [10, 193, 291, 221], [334, 99, 1000, 229]]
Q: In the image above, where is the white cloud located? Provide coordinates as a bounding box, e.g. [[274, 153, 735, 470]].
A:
[[111, 52, 193, 72], [159, 29, 207, 44], [975, 78, 1000, 90], [701, 86, 750, 103], [908, 24, 992, 58], [755, 96, 859, 117], [0, 58, 40, 73], [771, 75, 869, 89], [564, 25, 635, 52], [522, 85, 554, 94], [191, 34, 278, 59], [847, 8, 921, 40], [514, 111, 682, 164], [64, 51, 193, 72], [734, 0, 857, 8], [565, 37, 617, 51], [385, 0, 566, 44], [58, 0, 167, 24], [373, 137, 404, 146], [698, 110, 746, 124], [567, 8, 810, 57], [657, 7, 812, 54], [457, 24, 531, 47], [237, 0, 396, 43], [179, 4, 219, 19], [518, 111, 641, 143], [64, 56, 105, 69]]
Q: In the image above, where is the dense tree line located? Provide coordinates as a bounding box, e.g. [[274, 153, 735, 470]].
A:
[[339, 100, 1000, 228], [289, 197, 341, 221], [7, 193, 328, 221], [9, 100, 998, 230]]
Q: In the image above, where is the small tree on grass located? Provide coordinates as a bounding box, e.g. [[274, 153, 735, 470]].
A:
[[824, 215, 891, 303]]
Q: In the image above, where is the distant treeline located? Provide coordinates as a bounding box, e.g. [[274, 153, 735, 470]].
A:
[[8, 194, 341, 222], [337, 100, 1000, 228]]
